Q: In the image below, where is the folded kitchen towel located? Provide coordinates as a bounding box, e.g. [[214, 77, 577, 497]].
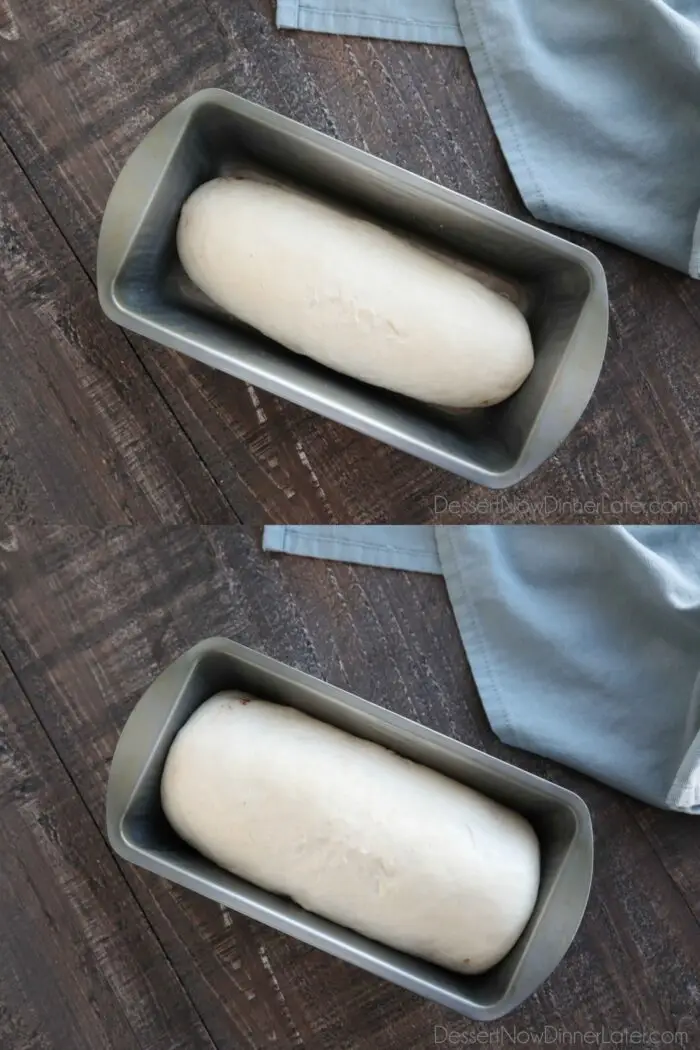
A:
[[275, 0, 700, 278], [263, 525, 700, 813]]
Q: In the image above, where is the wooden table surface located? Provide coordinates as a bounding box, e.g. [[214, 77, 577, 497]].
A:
[[2, 0, 700, 525], [1, 526, 699, 1050]]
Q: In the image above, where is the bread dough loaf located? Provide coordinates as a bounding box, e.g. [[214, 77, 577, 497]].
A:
[[176, 178, 534, 408], [161, 693, 540, 973]]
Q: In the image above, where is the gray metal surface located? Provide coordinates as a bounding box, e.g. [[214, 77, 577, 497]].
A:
[[96, 89, 608, 489], [106, 638, 594, 1020]]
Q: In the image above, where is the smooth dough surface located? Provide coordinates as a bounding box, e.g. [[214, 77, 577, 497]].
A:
[[161, 693, 540, 974], [176, 178, 534, 408]]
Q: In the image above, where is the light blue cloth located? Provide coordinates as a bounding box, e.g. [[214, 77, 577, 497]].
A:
[[276, 0, 700, 278], [263, 525, 700, 813]]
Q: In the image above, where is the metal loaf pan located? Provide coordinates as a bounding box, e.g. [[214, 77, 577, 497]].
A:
[[96, 89, 608, 489], [106, 638, 594, 1020]]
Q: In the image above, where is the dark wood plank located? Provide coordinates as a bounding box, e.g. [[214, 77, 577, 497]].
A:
[[0, 137, 236, 525], [0, 649, 219, 1050], [2, 0, 699, 523], [1, 526, 698, 1048], [631, 803, 700, 919]]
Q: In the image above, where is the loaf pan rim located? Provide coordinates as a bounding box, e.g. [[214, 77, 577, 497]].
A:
[[96, 89, 609, 490], [106, 636, 594, 1021]]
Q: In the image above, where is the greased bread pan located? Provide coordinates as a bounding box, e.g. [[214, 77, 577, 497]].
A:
[[96, 89, 608, 489], [106, 637, 594, 1021]]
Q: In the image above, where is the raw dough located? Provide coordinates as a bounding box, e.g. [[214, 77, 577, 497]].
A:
[[161, 693, 540, 973], [176, 178, 534, 408]]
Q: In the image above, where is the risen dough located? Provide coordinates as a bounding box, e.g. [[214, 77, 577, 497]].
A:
[[176, 178, 534, 408], [161, 693, 540, 974]]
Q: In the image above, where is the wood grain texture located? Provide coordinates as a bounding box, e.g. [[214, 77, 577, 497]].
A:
[[0, 651, 219, 1050], [1, 526, 698, 1049], [1, 0, 699, 523], [0, 136, 235, 525]]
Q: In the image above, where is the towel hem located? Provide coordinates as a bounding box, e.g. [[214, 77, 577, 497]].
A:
[[276, 1, 465, 45], [434, 528, 518, 748], [690, 206, 700, 280], [667, 733, 700, 813], [454, 0, 550, 223], [262, 525, 443, 573]]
